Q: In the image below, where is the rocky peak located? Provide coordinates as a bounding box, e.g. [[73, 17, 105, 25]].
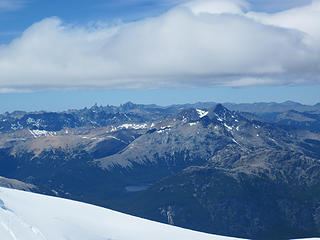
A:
[[176, 108, 200, 122], [90, 103, 102, 112], [213, 103, 225, 113], [120, 102, 137, 111], [206, 104, 234, 122]]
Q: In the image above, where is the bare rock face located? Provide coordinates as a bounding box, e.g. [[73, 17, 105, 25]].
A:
[[0, 198, 5, 209], [0, 176, 36, 191]]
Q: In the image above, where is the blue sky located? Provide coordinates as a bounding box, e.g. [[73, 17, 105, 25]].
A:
[[0, 0, 185, 44], [0, 0, 319, 112], [0, 85, 319, 113]]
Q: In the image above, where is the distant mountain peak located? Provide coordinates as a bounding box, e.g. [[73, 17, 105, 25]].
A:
[[213, 103, 226, 113], [206, 104, 232, 121], [121, 101, 137, 111], [314, 102, 320, 107], [90, 103, 102, 111], [282, 100, 302, 106], [122, 101, 135, 107], [176, 108, 200, 122]]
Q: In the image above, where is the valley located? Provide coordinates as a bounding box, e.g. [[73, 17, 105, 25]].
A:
[[1, 101, 320, 239]]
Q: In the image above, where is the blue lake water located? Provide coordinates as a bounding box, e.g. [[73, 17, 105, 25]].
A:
[[125, 185, 150, 192]]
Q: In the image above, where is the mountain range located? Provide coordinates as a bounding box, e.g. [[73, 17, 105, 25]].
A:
[[1, 101, 320, 239]]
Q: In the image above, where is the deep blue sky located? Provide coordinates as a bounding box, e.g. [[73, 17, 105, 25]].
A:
[[0, 0, 318, 113]]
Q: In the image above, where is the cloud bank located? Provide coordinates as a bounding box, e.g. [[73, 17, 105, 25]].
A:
[[0, 0, 320, 92]]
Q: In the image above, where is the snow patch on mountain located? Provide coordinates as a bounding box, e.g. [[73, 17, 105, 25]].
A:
[[196, 109, 208, 118], [29, 129, 57, 138], [224, 123, 233, 131], [109, 123, 148, 132], [26, 118, 41, 128], [119, 123, 148, 130], [157, 125, 172, 133]]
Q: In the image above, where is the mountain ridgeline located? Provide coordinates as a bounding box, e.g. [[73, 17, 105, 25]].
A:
[[1, 101, 320, 239]]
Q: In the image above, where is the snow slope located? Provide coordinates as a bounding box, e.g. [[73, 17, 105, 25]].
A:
[[0, 187, 242, 240]]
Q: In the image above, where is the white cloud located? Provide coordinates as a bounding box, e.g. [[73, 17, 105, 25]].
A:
[[0, 0, 319, 92], [247, 1, 320, 46]]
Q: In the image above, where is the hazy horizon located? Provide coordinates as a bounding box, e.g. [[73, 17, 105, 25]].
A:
[[1, 0, 319, 112]]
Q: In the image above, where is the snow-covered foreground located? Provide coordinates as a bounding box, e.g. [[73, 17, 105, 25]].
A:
[[0, 187, 242, 240]]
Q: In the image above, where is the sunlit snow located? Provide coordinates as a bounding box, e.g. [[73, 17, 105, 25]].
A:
[[109, 123, 148, 132], [0, 187, 243, 240], [29, 129, 57, 138], [196, 109, 208, 118]]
